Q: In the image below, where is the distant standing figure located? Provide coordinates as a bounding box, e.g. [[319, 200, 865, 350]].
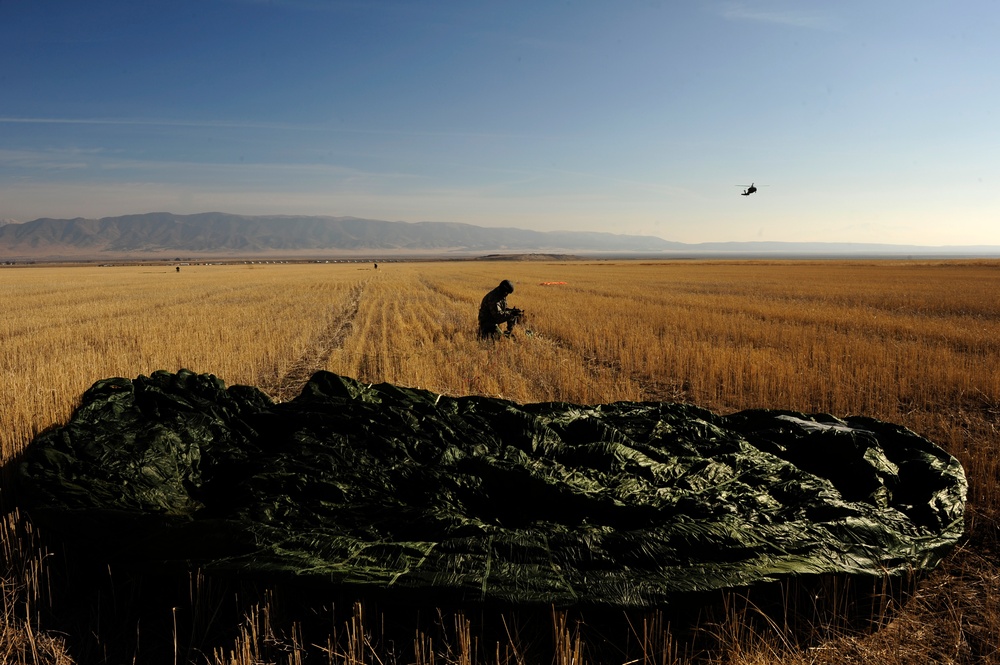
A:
[[374, 262, 378, 270], [478, 279, 523, 339], [176, 266, 180, 273]]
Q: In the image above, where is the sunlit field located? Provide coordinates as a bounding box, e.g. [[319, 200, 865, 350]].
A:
[[2, 259, 999, 663]]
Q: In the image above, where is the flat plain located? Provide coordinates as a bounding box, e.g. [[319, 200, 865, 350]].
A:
[[2, 259, 999, 664]]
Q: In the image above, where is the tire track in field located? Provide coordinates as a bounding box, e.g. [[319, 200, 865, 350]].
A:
[[515, 330, 630, 398], [263, 280, 368, 402], [416, 276, 479, 305], [530, 331, 685, 403]]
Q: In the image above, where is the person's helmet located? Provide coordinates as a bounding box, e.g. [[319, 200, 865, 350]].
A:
[[500, 279, 514, 293]]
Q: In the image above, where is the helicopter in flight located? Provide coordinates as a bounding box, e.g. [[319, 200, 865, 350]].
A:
[[737, 182, 768, 196]]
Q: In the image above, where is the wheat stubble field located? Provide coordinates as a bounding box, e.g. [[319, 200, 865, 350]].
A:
[[2, 259, 999, 664]]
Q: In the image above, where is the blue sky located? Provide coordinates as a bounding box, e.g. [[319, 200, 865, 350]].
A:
[[1, 1, 998, 244]]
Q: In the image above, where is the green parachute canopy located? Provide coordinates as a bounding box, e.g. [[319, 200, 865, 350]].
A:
[[18, 370, 966, 609]]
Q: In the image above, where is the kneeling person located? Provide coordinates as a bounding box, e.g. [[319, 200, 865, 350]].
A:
[[478, 279, 522, 339]]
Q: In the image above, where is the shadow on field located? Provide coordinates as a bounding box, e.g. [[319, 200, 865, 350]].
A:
[[1, 522, 922, 665]]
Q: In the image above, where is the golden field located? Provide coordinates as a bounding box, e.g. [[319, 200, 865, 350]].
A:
[[2, 259, 999, 664]]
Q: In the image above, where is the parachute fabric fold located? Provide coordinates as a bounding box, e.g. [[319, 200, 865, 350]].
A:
[[18, 370, 967, 609]]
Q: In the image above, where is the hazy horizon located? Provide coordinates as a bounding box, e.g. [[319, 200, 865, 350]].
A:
[[5, 212, 1000, 260], [2, 1, 998, 245]]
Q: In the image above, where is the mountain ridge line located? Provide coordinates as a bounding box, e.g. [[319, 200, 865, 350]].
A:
[[2, 211, 999, 260]]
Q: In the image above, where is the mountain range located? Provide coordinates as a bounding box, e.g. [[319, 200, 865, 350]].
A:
[[1, 212, 999, 260], [0, 212, 675, 259]]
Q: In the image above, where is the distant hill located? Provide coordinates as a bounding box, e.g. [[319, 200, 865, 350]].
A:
[[1, 212, 999, 260], [0, 212, 680, 260]]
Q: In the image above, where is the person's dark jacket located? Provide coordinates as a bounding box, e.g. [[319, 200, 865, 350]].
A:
[[478, 280, 517, 338]]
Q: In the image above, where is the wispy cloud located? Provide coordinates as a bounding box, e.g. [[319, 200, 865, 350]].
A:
[[719, 2, 835, 29], [0, 116, 554, 142], [0, 146, 433, 201], [0, 148, 102, 171], [0, 116, 316, 131]]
